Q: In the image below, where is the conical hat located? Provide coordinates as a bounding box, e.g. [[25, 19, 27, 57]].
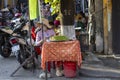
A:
[[42, 18, 52, 28]]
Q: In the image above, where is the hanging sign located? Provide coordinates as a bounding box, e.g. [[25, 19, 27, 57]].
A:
[[29, 0, 38, 20]]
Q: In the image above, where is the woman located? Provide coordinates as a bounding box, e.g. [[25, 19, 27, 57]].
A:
[[35, 24, 55, 46], [35, 23, 55, 78]]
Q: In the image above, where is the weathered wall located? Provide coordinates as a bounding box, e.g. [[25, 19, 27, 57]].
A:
[[95, 0, 104, 53], [107, 0, 112, 54]]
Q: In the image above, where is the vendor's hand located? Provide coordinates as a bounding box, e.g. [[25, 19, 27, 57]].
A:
[[44, 37, 50, 42], [37, 40, 44, 45], [43, 38, 46, 42]]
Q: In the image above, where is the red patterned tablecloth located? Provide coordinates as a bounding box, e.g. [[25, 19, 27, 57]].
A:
[[41, 40, 82, 70]]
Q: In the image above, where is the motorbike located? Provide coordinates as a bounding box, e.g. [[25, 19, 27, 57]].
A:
[[0, 15, 22, 58], [0, 10, 14, 58], [0, 10, 14, 26], [9, 19, 36, 69], [0, 29, 11, 58]]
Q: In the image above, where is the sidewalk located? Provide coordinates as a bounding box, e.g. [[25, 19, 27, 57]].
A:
[[80, 52, 120, 79]]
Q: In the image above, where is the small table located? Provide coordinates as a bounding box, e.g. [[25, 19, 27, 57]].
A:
[[41, 40, 82, 79]]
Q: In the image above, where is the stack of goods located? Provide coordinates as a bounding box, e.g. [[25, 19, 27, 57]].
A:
[[50, 35, 69, 41]]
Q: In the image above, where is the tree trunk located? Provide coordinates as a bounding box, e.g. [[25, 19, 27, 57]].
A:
[[60, 0, 76, 39]]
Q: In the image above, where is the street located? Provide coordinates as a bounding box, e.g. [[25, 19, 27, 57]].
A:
[[0, 0, 120, 80], [0, 54, 120, 80]]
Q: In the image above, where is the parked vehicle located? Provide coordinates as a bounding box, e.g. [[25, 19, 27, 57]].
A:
[[0, 11, 19, 58], [0, 30, 11, 58], [9, 19, 36, 69], [0, 17, 24, 58], [0, 10, 14, 26]]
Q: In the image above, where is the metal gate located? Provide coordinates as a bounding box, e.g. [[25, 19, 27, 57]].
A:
[[112, 0, 120, 54]]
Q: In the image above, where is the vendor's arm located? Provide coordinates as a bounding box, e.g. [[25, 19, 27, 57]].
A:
[[49, 29, 56, 37], [35, 31, 43, 46], [36, 40, 44, 46]]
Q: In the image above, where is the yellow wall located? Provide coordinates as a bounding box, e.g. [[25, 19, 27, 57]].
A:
[[103, 0, 112, 53], [103, 0, 108, 53]]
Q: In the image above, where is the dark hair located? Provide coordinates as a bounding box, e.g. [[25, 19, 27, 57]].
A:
[[49, 21, 54, 25]]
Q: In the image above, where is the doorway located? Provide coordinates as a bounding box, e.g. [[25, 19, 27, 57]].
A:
[[112, 0, 120, 54]]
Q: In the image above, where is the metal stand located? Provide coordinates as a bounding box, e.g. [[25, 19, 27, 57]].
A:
[[10, 54, 35, 77], [45, 62, 48, 80]]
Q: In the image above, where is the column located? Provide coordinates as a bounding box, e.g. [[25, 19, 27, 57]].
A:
[[60, 0, 76, 40]]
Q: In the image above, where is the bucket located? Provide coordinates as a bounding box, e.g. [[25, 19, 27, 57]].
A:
[[63, 61, 77, 78]]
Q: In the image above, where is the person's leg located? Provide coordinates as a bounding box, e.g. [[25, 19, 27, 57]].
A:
[[47, 61, 51, 72], [55, 61, 62, 67], [39, 61, 51, 79], [55, 61, 63, 76]]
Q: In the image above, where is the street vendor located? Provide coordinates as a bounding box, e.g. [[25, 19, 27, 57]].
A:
[[35, 24, 55, 78], [35, 23, 55, 46]]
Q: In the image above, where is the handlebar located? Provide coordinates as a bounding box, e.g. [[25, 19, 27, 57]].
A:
[[12, 21, 26, 34]]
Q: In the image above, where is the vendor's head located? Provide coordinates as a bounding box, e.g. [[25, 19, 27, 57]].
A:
[[42, 18, 53, 29], [42, 24, 50, 31], [49, 21, 54, 28]]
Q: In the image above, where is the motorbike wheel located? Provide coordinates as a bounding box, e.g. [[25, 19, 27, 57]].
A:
[[17, 49, 35, 70], [0, 43, 11, 58]]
